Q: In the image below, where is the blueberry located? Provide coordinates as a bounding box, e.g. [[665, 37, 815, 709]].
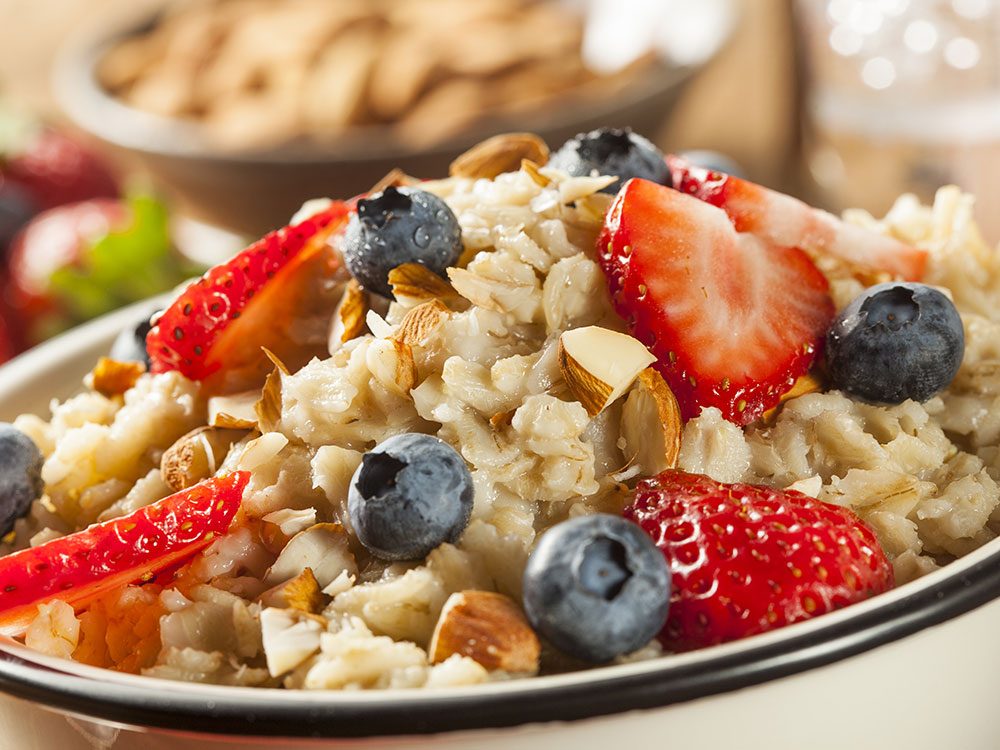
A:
[[0, 180, 38, 255], [0, 424, 43, 537], [110, 309, 159, 368], [826, 282, 964, 404], [522, 514, 670, 663], [548, 127, 670, 193], [343, 187, 463, 298], [348, 433, 474, 560], [677, 149, 745, 178]]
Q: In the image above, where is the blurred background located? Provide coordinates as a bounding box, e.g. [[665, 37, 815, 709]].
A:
[[0, 0, 996, 362]]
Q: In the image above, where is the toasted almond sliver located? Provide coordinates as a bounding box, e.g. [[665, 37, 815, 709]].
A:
[[366, 338, 417, 396], [388, 263, 459, 306], [520, 158, 551, 187], [620, 368, 683, 475], [262, 507, 318, 538], [558, 327, 656, 417], [367, 168, 421, 195], [255, 366, 284, 433], [89, 357, 146, 398], [429, 590, 540, 674], [259, 607, 323, 678], [449, 132, 550, 179], [261, 347, 291, 376], [558, 174, 618, 203], [259, 567, 325, 614], [329, 279, 369, 350], [391, 299, 450, 347], [208, 390, 260, 429], [264, 523, 358, 589]]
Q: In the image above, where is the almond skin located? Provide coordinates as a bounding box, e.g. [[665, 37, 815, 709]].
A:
[[161, 426, 246, 492], [429, 590, 540, 673], [449, 132, 550, 179], [89, 357, 145, 397]]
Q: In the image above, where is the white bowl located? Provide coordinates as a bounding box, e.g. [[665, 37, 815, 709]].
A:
[[0, 302, 998, 749]]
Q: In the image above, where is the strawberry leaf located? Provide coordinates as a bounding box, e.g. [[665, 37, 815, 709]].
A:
[[48, 194, 203, 325]]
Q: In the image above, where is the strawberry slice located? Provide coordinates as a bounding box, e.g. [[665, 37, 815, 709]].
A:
[[667, 156, 928, 281], [0, 472, 247, 636], [599, 178, 834, 425], [147, 202, 350, 393]]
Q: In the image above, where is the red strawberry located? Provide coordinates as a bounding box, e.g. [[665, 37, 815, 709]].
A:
[[599, 178, 834, 425], [147, 201, 350, 393], [0, 472, 248, 636], [6, 199, 128, 329], [3, 129, 118, 211], [625, 470, 893, 653], [667, 155, 927, 281]]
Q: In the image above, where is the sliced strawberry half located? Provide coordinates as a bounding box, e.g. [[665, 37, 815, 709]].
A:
[[667, 156, 928, 281], [599, 178, 834, 425], [147, 202, 350, 393], [0, 472, 247, 636]]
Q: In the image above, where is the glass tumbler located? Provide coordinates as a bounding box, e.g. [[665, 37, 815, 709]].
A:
[[794, 0, 1000, 241]]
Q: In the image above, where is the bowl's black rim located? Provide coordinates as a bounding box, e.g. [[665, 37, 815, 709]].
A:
[[0, 542, 998, 739], [0, 301, 998, 739]]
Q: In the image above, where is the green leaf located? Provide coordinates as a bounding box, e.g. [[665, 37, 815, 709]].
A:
[[47, 193, 206, 329]]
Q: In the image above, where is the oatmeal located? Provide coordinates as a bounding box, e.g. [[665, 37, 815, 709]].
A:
[[0, 128, 992, 688]]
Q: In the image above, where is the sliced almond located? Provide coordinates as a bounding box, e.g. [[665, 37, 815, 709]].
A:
[[391, 299, 450, 347], [259, 607, 323, 678], [328, 280, 369, 353], [237, 432, 289, 473], [88, 357, 145, 398], [559, 174, 617, 203], [762, 373, 824, 424], [574, 191, 615, 224], [262, 508, 318, 538], [521, 158, 550, 187], [558, 327, 656, 417], [388, 262, 459, 307], [208, 390, 260, 429], [450, 132, 550, 179], [264, 523, 358, 589], [259, 567, 324, 614], [620, 368, 682, 475], [255, 364, 284, 433], [261, 347, 291, 376], [366, 338, 417, 396], [429, 590, 540, 674], [161, 426, 247, 492], [368, 167, 420, 194]]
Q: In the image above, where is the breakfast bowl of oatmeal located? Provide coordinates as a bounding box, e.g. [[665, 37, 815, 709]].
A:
[[0, 129, 999, 749]]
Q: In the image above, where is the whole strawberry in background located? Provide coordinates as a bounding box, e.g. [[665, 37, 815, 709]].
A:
[[6, 195, 202, 346], [0, 109, 125, 360], [1, 126, 118, 212], [625, 470, 893, 653]]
